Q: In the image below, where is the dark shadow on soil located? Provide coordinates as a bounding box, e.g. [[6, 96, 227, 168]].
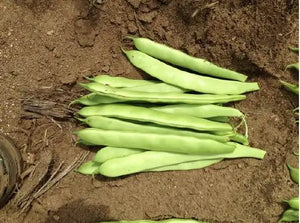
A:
[[45, 199, 111, 223]]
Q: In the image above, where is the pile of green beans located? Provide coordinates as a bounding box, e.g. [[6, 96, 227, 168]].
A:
[[73, 37, 265, 177]]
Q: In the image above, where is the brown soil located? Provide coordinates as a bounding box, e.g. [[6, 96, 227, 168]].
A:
[[0, 0, 299, 222]]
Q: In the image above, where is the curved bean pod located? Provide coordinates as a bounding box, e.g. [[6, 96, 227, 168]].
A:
[[78, 104, 233, 132], [284, 197, 299, 210], [129, 37, 247, 82], [88, 74, 156, 87], [79, 116, 230, 142], [286, 63, 299, 71], [279, 209, 299, 222], [123, 50, 259, 95], [287, 163, 299, 183], [152, 104, 243, 118], [75, 128, 235, 155], [96, 143, 265, 177], [80, 82, 246, 104], [280, 80, 299, 95]]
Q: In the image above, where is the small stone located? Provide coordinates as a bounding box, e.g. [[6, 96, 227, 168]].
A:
[[53, 48, 61, 58], [58, 73, 77, 85], [126, 0, 141, 8], [138, 11, 158, 23], [47, 30, 54, 35], [45, 43, 55, 51], [102, 65, 110, 72], [127, 22, 138, 34]]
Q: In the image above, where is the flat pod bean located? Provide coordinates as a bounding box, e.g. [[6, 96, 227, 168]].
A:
[[80, 116, 230, 143], [152, 104, 243, 118], [286, 63, 299, 71], [123, 50, 259, 95], [78, 104, 233, 132], [96, 143, 265, 164], [96, 143, 265, 177], [130, 37, 247, 82], [279, 209, 299, 222], [88, 74, 156, 87], [280, 80, 299, 95], [75, 128, 235, 155], [80, 82, 246, 104], [284, 197, 299, 210], [287, 164, 299, 183]]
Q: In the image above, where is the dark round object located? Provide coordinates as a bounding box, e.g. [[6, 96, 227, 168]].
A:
[[0, 134, 22, 208]]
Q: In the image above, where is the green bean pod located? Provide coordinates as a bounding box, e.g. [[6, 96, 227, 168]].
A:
[[284, 197, 299, 210], [287, 164, 299, 183], [80, 82, 246, 104], [96, 143, 265, 177], [123, 50, 259, 95], [149, 159, 222, 172], [75, 128, 235, 155], [129, 37, 247, 82], [286, 63, 299, 71], [95, 143, 265, 164], [152, 104, 243, 118], [88, 74, 156, 87], [77, 104, 233, 132], [79, 116, 231, 143], [280, 80, 299, 95], [279, 209, 299, 222], [100, 219, 206, 223]]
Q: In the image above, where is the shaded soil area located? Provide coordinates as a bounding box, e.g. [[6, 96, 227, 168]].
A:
[[0, 0, 299, 222]]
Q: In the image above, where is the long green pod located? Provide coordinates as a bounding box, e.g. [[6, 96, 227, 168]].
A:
[[280, 80, 299, 95], [286, 63, 299, 71], [129, 37, 247, 82], [80, 82, 246, 104], [94, 147, 144, 163], [79, 116, 231, 143], [100, 219, 206, 223], [279, 209, 299, 222], [287, 164, 299, 183], [123, 50, 259, 95], [152, 104, 243, 118], [96, 143, 265, 177], [150, 159, 222, 172], [75, 128, 236, 155], [78, 104, 233, 132], [289, 47, 299, 53], [88, 74, 156, 87], [284, 197, 299, 210], [96, 143, 265, 164]]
